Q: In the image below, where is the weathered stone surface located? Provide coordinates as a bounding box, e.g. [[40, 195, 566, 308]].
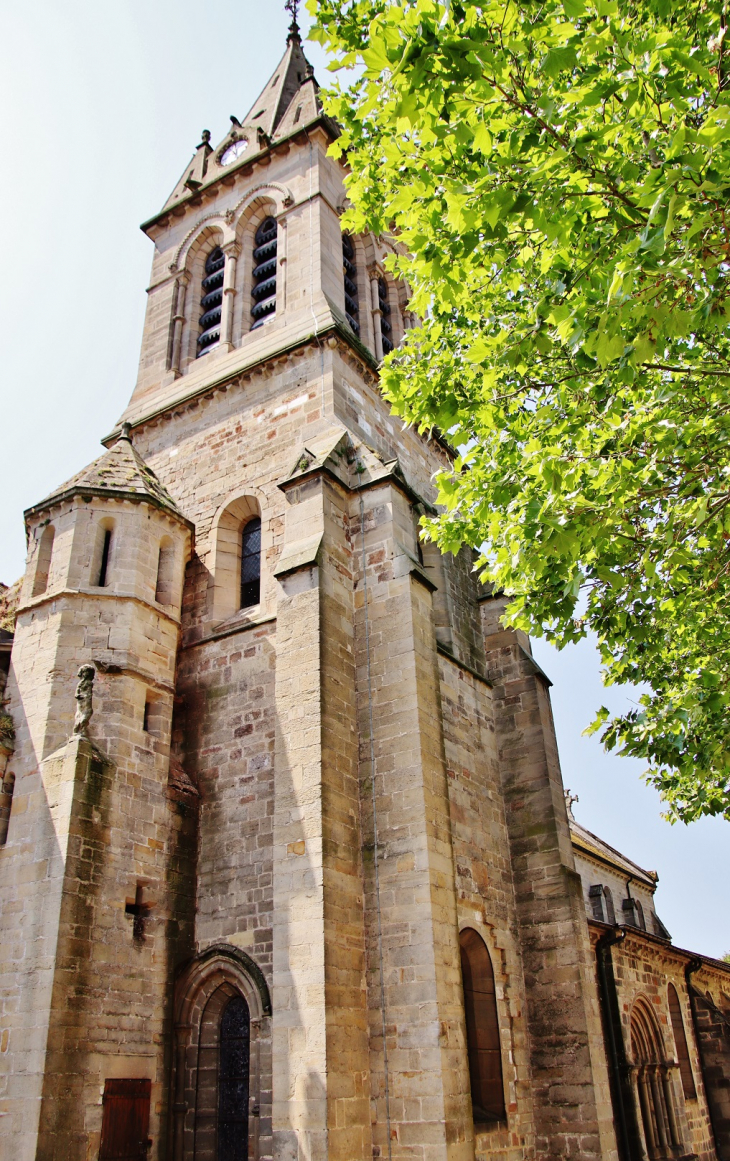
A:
[[1, 28, 726, 1161]]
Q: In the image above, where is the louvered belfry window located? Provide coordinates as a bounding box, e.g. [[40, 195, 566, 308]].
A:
[[198, 246, 225, 356], [342, 234, 360, 335], [378, 276, 393, 354], [241, 517, 262, 608], [251, 217, 277, 329]]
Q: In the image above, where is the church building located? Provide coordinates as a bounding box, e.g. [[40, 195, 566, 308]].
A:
[[0, 18, 728, 1161]]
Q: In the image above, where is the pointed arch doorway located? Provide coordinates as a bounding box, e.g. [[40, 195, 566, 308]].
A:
[[171, 948, 271, 1161]]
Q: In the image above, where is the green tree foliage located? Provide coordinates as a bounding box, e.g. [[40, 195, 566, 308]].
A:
[[310, 0, 730, 822]]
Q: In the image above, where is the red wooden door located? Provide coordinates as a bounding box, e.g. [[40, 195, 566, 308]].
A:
[[99, 1078, 151, 1160]]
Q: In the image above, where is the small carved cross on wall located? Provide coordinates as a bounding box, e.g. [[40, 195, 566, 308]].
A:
[[125, 884, 152, 942]]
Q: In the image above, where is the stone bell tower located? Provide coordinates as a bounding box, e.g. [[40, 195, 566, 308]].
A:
[[0, 15, 617, 1161]]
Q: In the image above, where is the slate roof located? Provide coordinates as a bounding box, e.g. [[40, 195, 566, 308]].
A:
[[569, 817, 658, 890], [25, 432, 191, 527]]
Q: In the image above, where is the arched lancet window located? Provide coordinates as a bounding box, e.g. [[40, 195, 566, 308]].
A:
[[199, 246, 225, 357], [241, 518, 261, 609], [251, 217, 277, 330], [635, 899, 647, 931], [218, 995, 251, 1161], [378, 276, 393, 355], [459, 928, 506, 1125], [630, 998, 682, 1158], [342, 234, 359, 335], [32, 524, 55, 596], [668, 984, 696, 1100]]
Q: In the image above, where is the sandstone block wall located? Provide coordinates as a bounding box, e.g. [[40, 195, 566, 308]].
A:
[[0, 493, 191, 1159]]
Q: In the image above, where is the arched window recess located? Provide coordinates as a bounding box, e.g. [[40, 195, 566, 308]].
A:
[[667, 984, 696, 1101], [459, 928, 506, 1126], [251, 217, 277, 330]]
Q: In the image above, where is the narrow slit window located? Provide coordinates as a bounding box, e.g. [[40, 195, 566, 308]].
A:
[[155, 540, 175, 605], [32, 525, 55, 596], [603, 886, 616, 924], [378, 276, 393, 355], [198, 246, 225, 357], [240, 517, 261, 609], [98, 529, 112, 587], [342, 235, 360, 335], [460, 928, 506, 1125], [251, 217, 277, 330], [142, 700, 151, 733]]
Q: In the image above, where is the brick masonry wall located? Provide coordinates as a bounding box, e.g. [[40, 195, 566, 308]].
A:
[[591, 926, 722, 1160]]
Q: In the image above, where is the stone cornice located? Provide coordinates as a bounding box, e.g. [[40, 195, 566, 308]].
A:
[[588, 918, 730, 977], [24, 485, 195, 535], [17, 586, 182, 628]]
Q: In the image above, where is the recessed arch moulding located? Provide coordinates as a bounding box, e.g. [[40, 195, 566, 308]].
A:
[[207, 490, 266, 627]]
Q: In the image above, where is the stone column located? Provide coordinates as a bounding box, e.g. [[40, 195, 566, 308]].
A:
[[660, 1065, 681, 1148], [170, 273, 189, 377], [369, 268, 383, 361], [637, 1069, 657, 1154], [220, 242, 240, 351]]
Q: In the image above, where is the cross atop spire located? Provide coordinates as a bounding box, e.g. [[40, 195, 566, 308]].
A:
[[285, 0, 300, 41]]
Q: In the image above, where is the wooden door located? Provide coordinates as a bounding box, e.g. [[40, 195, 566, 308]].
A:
[[99, 1078, 152, 1160]]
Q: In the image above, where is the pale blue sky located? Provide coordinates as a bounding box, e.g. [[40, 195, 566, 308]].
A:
[[1, 1, 726, 957]]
